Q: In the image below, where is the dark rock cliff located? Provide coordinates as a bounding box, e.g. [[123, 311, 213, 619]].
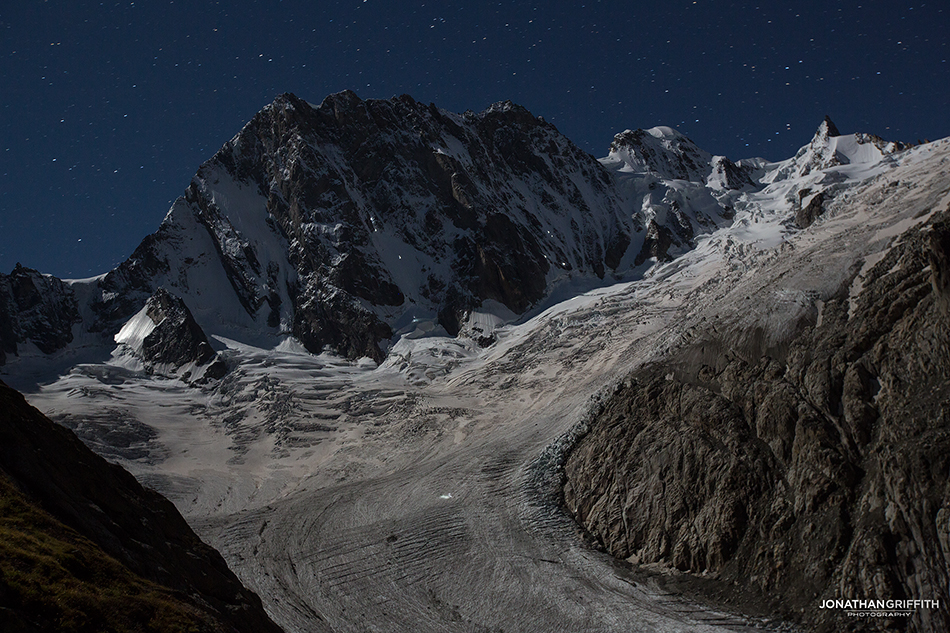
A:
[[0, 265, 81, 364], [564, 210, 950, 632], [129, 288, 227, 381], [213, 92, 627, 357], [140, 288, 216, 366], [0, 381, 284, 633]]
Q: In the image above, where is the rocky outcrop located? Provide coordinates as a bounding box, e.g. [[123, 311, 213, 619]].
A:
[[0, 380, 284, 633], [139, 288, 226, 378], [795, 189, 827, 228], [929, 219, 950, 316], [0, 264, 81, 364], [564, 209, 950, 632], [114, 288, 227, 381]]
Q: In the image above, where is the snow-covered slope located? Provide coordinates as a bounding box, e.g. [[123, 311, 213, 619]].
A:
[[763, 116, 907, 183], [599, 127, 751, 267]]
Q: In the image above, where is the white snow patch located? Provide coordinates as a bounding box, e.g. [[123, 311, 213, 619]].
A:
[[114, 304, 158, 352]]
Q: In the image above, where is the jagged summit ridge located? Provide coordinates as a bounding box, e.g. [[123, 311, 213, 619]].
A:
[[0, 95, 916, 369], [763, 115, 909, 183], [95, 90, 636, 361], [821, 114, 842, 138]]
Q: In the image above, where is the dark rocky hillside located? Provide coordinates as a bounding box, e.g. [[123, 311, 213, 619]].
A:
[[0, 380, 284, 633], [564, 210, 950, 632]]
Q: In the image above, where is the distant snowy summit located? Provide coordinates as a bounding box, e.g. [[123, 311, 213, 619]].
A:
[[0, 92, 922, 374], [604, 125, 754, 190], [765, 116, 909, 183]]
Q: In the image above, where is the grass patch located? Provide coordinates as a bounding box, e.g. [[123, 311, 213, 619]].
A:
[[0, 473, 224, 633]]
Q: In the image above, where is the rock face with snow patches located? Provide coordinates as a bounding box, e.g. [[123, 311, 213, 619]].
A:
[[564, 207, 950, 632], [0, 96, 908, 374], [141, 91, 637, 360], [113, 287, 226, 381], [0, 91, 767, 365], [0, 264, 81, 363], [73, 92, 642, 362]]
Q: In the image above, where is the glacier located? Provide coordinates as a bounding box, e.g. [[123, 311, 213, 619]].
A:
[[2, 94, 947, 631]]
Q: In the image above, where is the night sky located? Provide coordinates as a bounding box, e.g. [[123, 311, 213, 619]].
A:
[[2, 1, 947, 278]]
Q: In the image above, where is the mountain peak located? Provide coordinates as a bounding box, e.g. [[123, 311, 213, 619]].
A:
[[821, 115, 841, 138], [644, 125, 686, 141], [607, 126, 697, 155], [1, 92, 923, 369], [606, 126, 713, 182], [63, 90, 630, 362], [484, 99, 525, 114], [476, 99, 542, 128], [266, 91, 312, 115], [318, 89, 362, 108]]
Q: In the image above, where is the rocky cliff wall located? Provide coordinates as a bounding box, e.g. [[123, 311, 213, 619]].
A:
[[564, 210, 950, 632]]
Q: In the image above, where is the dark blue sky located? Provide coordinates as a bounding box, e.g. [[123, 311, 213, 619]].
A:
[[2, 1, 947, 278]]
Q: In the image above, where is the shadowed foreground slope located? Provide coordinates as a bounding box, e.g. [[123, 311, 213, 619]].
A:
[[0, 380, 284, 633]]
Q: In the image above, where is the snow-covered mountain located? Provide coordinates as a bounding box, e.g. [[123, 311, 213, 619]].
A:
[[3, 92, 948, 633], [0, 93, 904, 376], [69, 91, 640, 364]]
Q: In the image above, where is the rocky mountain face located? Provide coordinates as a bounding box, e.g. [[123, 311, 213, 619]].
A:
[[1, 94, 900, 372], [0, 264, 80, 364], [563, 208, 950, 632], [113, 287, 227, 382], [84, 91, 641, 363], [0, 380, 284, 632]]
